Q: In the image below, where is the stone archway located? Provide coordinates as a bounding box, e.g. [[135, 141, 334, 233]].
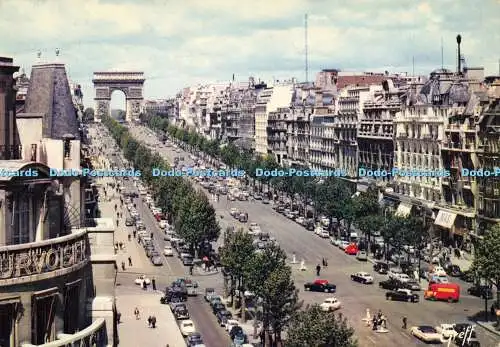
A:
[[92, 71, 145, 122]]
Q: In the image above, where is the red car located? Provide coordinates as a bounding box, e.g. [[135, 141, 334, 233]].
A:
[[345, 243, 358, 255]]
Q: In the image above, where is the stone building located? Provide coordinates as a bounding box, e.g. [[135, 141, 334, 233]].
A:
[[336, 85, 371, 178], [0, 57, 116, 346], [358, 80, 404, 184], [476, 80, 500, 236]]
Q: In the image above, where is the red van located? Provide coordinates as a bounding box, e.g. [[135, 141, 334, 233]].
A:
[[345, 243, 359, 255], [424, 283, 460, 302]]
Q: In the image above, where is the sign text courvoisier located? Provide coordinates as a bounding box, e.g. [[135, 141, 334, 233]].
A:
[[0, 238, 87, 279]]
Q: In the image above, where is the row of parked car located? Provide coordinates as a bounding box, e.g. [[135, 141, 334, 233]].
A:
[[160, 279, 205, 347], [203, 289, 254, 346], [123, 195, 164, 266]]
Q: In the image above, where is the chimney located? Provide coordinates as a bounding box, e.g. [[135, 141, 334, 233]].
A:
[[456, 34, 462, 74]]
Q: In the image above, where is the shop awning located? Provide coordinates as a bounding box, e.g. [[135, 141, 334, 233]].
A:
[[434, 210, 457, 229], [395, 202, 412, 217]]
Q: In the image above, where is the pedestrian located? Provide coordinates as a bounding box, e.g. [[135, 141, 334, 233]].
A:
[[152, 278, 156, 291], [322, 258, 326, 266], [128, 256, 132, 267], [402, 316, 407, 329], [189, 265, 193, 275], [134, 307, 140, 320], [116, 219, 119, 227], [142, 281, 147, 290], [151, 316, 157, 328], [114, 204, 117, 211], [150, 232, 154, 239], [128, 233, 131, 241], [147, 316, 152, 328], [121, 261, 125, 271], [119, 242, 123, 249], [133, 230, 136, 238], [324, 259, 328, 267], [316, 264, 321, 276], [116, 311, 121, 323]]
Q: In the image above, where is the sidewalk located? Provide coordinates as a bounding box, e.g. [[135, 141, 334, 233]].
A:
[[116, 286, 186, 347], [92, 147, 186, 346]]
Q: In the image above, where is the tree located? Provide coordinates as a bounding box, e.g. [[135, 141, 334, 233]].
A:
[[246, 244, 293, 344], [471, 225, 500, 325], [314, 179, 353, 236], [261, 265, 301, 344], [83, 107, 95, 122], [176, 193, 220, 253], [220, 229, 255, 319], [286, 305, 357, 347]]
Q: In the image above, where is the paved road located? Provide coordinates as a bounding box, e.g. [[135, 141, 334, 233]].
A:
[[92, 124, 230, 347], [128, 124, 500, 347]]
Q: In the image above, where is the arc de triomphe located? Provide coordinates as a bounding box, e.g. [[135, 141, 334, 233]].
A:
[[92, 71, 145, 122]]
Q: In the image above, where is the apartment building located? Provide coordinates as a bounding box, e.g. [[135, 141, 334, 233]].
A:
[[358, 80, 404, 184], [476, 79, 500, 236], [255, 83, 295, 156]]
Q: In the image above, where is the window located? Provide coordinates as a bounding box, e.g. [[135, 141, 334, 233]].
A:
[[63, 140, 71, 159], [31, 144, 38, 161], [12, 195, 31, 245]]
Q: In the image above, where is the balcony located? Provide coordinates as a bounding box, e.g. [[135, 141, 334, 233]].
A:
[[0, 229, 90, 285], [0, 145, 23, 160], [442, 142, 476, 152], [22, 318, 108, 347]]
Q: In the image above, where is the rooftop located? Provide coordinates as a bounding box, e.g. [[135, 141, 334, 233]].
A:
[[22, 63, 80, 140]]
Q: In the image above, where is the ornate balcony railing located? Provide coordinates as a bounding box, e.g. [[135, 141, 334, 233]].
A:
[[22, 318, 108, 347], [0, 229, 89, 283]]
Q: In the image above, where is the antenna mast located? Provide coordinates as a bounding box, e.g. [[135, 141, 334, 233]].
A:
[[441, 37, 444, 69], [305, 13, 309, 83]]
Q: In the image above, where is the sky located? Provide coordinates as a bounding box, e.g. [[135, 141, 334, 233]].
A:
[[1, 0, 499, 109]]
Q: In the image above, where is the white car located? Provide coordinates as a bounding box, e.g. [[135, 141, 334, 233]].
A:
[[164, 246, 174, 256], [410, 326, 443, 343], [340, 241, 350, 250], [179, 320, 196, 336], [319, 297, 341, 311], [330, 237, 341, 246], [295, 216, 305, 225], [134, 275, 151, 285], [225, 319, 239, 332], [435, 323, 458, 339], [431, 266, 447, 277], [319, 230, 330, 238]]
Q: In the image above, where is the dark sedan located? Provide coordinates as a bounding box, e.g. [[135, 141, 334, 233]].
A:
[[385, 289, 419, 302], [216, 309, 232, 326], [304, 279, 336, 293], [212, 302, 226, 315], [187, 332, 203, 347], [379, 279, 401, 291], [467, 284, 493, 299]]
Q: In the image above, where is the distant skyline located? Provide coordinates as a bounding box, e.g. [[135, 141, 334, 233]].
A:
[[1, 0, 499, 109]]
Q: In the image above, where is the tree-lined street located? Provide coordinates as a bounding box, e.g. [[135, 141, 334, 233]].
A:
[[127, 123, 500, 347]]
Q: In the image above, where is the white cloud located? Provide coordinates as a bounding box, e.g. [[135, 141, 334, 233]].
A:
[[0, 0, 498, 109]]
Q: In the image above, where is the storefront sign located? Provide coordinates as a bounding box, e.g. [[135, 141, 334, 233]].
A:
[[0, 237, 88, 279]]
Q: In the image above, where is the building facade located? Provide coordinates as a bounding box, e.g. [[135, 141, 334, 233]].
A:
[[0, 57, 116, 347]]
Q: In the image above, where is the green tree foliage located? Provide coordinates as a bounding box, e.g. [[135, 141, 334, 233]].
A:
[[220, 230, 255, 280], [83, 107, 95, 122], [471, 225, 500, 314], [261, 265, 301, 344], [286, 305, 357, 347], [101, 115, 219, 252], [245, 244, 299, 341]]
